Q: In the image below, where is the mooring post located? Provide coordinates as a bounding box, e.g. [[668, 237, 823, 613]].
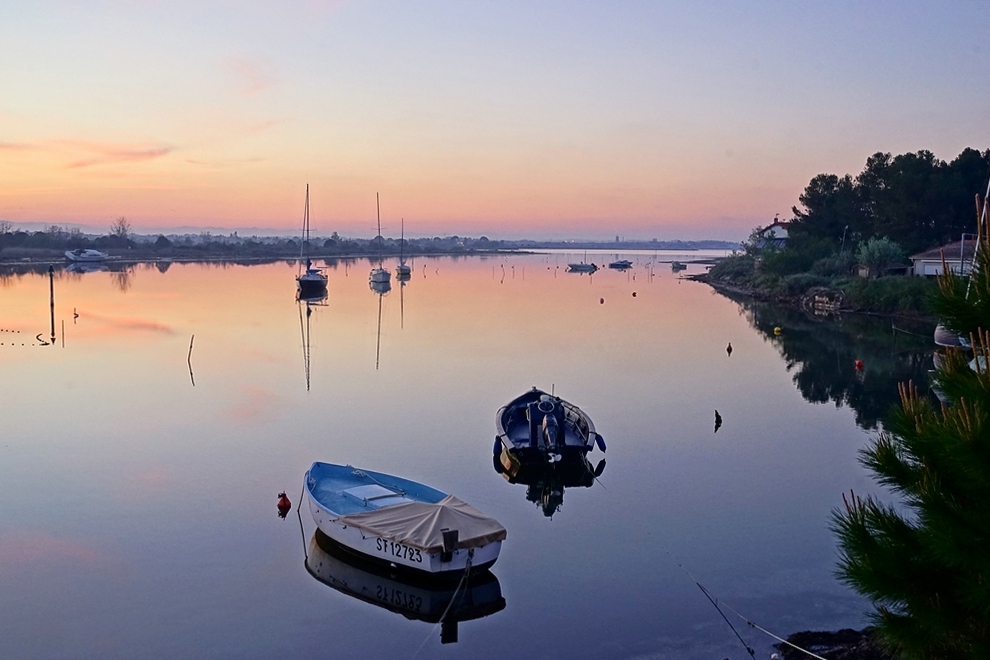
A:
[[48, 265, 55, 345]]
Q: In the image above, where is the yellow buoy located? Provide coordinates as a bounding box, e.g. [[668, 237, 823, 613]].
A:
[[773, 326, 782, 335]]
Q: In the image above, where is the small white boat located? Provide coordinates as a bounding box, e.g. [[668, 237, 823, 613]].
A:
[[304, 462, 506, 578], [306, 529, 504, 644], [494, 387, 605, 468], [566, 262, 598, 273], [296, 184, 328, 297], [64, 248, 107, 263]]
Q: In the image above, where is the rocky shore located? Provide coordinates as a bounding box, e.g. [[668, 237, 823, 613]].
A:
[[776, 628, 894, 659]]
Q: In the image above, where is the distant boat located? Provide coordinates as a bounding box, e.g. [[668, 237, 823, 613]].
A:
[[304, 462, 506, 578], [369, 193, 392, 286], [494, 387, 605, 468], [566, 262, 598, 273], [396, 218, 411, 281], [296, 184, 328, 297], [671, 261, 687, 271], [65, 248, 107, 263], [608, 259, 633, 270], [306, 529, 505, 644]]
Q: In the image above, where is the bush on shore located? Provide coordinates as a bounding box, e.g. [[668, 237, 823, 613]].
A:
[[706, 253, 935, 316]]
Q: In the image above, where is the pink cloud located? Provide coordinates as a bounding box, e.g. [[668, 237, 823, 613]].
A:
[[81, 312, 175, 335], [62, 143, 173, 169], [0, 530, 111, 568], [226, 385, 281, 424], [224, 57, 279, 95]]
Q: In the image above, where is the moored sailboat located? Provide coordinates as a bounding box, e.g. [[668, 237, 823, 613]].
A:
[[396, 218, 411, 280], [296, 184, 328, 297], [369, 193, 392, 286]]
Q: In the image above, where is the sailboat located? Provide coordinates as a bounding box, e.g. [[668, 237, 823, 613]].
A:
[[369, 193, 391, 286], [296, 184, 328, 297], [396, 218, 411, 281]]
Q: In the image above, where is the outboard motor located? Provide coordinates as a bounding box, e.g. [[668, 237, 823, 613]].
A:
[[542, 411, 560, 450]]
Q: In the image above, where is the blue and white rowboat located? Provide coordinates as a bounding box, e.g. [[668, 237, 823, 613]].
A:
[[304, 462, 506, 578]]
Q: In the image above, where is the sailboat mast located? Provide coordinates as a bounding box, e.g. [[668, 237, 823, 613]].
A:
[[300, 183, 309, 261], [376, 192, 382, 265]]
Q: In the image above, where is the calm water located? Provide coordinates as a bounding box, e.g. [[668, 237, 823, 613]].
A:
[[0, 253, 932, 659]]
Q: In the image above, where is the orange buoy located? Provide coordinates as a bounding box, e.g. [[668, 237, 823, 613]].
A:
[[277, 492, 291, 518], [854, 359, 864, 370]]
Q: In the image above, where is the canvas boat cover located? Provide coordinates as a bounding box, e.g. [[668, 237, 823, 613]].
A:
[[337, 494, 507, 552]]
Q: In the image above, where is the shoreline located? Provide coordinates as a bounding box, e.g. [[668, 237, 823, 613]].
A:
[[688, 272, 936, 324]]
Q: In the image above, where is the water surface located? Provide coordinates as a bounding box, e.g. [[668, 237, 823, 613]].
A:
[[0, 253, 931, 659]]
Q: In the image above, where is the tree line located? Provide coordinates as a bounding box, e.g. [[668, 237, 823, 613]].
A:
[[787, 147, 990, 259]]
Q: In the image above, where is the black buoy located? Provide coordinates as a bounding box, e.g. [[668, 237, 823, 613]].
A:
[[714, 410, 723, 434]]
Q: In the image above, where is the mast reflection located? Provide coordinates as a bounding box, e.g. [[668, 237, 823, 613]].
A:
[[370, 279, 390, 369], [297, 291, 327, 391]]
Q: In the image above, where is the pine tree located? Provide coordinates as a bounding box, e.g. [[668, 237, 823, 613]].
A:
[[832, 202, 990, 658]]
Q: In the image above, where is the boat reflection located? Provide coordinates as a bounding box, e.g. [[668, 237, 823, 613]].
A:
[[297, 291, 327, 391], [493, 448, 605, 518], [370, 279, 390, 369], [65, 261, 109, 274], [305, 530, 505, 644]]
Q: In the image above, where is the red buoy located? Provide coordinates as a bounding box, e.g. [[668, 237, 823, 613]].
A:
[[854, 359, 864, 370], [600, 298, 604, 304], [277, 492, 291, 518]]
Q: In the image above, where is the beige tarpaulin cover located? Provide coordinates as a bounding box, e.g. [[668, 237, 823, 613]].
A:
[[337, 495, 507, 552]]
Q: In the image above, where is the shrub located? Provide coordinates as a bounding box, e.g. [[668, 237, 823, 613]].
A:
[[783, 273, 830, 295], [812, 252, 856, 277]]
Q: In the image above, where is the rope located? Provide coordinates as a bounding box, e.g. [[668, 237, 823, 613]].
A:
[[891, 324, 930, 339], [297, 483, 308, 562], [410, 554, 474, 658]]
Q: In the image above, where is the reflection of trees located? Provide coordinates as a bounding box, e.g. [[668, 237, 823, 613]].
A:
[[109, 266, 134, 292], [730, 293, 933, 429]]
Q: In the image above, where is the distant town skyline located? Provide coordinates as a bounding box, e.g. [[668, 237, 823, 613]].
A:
[[2, 1, 987, 243]]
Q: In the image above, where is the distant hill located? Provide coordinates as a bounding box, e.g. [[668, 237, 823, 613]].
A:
[[497, 238, 739, 251]]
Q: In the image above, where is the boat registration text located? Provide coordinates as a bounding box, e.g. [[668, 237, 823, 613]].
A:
[[376, 537, 423, 563]]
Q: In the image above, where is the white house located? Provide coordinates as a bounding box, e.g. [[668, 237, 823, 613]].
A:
[[909, 238, 977, 277], [755, 220, 790, 249]]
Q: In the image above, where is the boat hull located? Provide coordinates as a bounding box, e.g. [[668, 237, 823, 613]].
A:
[[65, 249, 108, 262]]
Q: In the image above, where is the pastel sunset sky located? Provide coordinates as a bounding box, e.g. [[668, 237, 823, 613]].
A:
[[1, 1, 987, 240]]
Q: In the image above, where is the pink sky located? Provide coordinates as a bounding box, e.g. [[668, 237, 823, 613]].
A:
[[1, 1, 987, 241]]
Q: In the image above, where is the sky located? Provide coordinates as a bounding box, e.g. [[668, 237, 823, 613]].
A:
[[1, 1, 987, 242]]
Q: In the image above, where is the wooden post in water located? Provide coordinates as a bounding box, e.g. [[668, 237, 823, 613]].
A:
[[48, 265, 55, 346]]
